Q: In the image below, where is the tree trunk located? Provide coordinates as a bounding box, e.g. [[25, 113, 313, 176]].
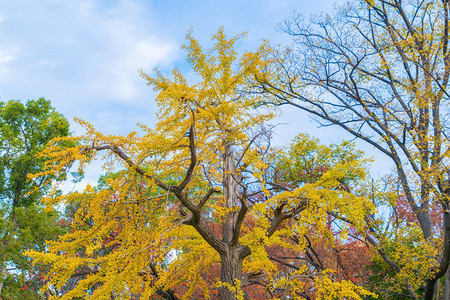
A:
[[222, 143, 239, 244], [217, 144, 250, 299], [435, 279, 441, 300], [218, 246, 250, 300], [425, 211, 450, 299], [218, 248, 245, 299], [443, 266, 450, 300], [0, 264, 6, 295]]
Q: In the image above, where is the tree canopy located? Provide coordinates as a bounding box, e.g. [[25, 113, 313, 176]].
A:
[[7, 1, 450, 299], [26, 30, 380, 300], [257, 0, 450, 298], [0, 98, 70, 298]]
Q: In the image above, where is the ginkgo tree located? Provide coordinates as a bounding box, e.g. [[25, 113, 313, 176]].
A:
[[27, 29, 377, 299]]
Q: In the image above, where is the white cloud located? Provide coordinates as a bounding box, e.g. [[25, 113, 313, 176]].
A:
[[97, 15, 177, 100], [59, 0, 179, 102], [0, 46, 18, 83], [0, 49, 15, 65], [0, 0, 178, 114]]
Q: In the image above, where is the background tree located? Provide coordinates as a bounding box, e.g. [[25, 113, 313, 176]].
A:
[[0, 98, 70, 298], [231, 134, 375, 299], [27, 30, 376, 299], [257, 0, 450, 298]]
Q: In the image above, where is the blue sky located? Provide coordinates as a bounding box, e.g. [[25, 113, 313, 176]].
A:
[[2, 0, 392, 188], [0, 0, 339, 136]]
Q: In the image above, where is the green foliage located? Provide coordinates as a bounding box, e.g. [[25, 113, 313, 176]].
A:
[[0, 98, 70, 206], [0, 98, 70, 298], [274, 134, 366, 186], [1, 204, 64, 299]]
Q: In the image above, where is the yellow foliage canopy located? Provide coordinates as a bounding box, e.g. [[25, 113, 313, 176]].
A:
[[27, 29, 377, 299]]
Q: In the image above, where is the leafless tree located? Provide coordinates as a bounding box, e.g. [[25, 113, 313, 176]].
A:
[[257, 0, 450, 298]]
